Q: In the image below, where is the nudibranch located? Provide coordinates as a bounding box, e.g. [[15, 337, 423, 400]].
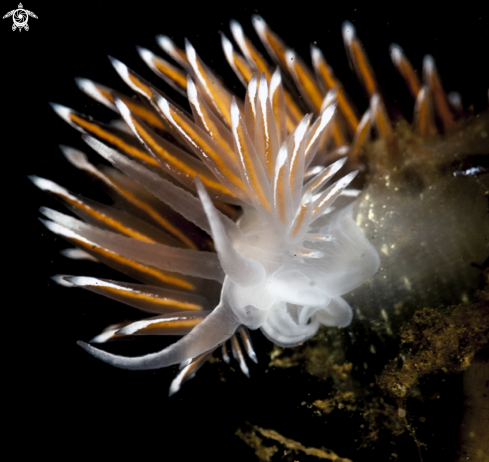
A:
[[31, 16, 488, 395]]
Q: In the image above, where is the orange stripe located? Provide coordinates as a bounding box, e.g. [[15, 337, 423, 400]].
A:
[[192, 56, 232, 127], [427, 71, 454, 129], [257, 29, 317, 128], [154, 59, 187, 90], [171, 43, 188, 64], [314, 57, 359, 132], [168, 107, 246, 192], [69, 113, 160, 167], [128, 72, 152, 98], [275, 164, 288, 223], [289, 201, 310, 238], [234, 53, 254, 83], [270, 81, 285, 141], [241, 35, 272, 79], [98, 87, 165, 129], [290, 60, 324, 112], [304, 171, 328, 194], [397, 58, 421, 99], [123, 98, 166, 130], [350, 112, 372, 160], [68, 117, 197, 249], [289, 130, 306, 201], [131, 113, 238, 197], [351, 40, 378, 97], [372, 98, 393, 139], [96, 171, 198, 250], [235, 122, 271, 211], [239, 34, 303, 128], [136, 317, 204, 333], [191, 97, 237, 162], [72, 238, 196, 290], [264, 134, 274, 178], [417, 99, 436, 137], [178, 352, 211, 377], [61, 195, 156, 243], [414, 90, 437, 137], [331, 121, 347, 147], [99, 88, 116, 104], [256, 99, 275, 179], [213, 201, 238, 219], [99, 285, 202, 310], [260, 27, 287, 69], [284, 90, 304, 129], [114, 185, 198, 250]]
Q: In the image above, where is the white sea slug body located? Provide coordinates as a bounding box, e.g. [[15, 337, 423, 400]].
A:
[[34, 66, 379, 388], [35, 15, 486, 394]]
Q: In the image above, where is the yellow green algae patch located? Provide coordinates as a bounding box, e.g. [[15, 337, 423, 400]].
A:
[[237, 424, 353, 462], [378, 273, 489, 400], [237, 270, 488, 461], [458, 353, 489, 462]]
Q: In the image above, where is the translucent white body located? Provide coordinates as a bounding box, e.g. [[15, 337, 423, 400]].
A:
[[222, 202, 380, 347]]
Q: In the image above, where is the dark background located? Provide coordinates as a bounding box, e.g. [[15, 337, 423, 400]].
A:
[[5, 1, 488, 460]]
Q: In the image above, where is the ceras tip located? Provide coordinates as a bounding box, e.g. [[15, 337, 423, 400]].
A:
[[51, 275, 76, 287], [135, 46, 153, 64], [341, 20, 356, 44], [50, 103, 77, 128], [389, 43, 404, 66]]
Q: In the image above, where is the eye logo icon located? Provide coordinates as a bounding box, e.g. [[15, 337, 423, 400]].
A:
[[3, 3, 37, 32]]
